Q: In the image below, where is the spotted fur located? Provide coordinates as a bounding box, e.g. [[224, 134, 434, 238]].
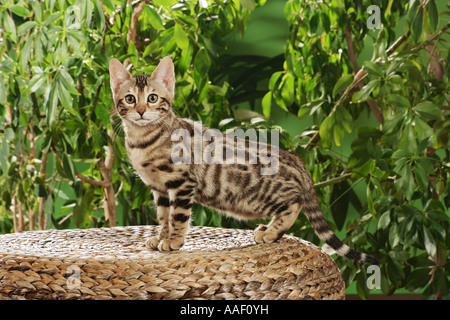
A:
[[109, 57, 378, 264]]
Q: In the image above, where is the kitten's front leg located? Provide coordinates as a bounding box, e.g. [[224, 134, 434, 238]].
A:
[[146, 190, 170, 250], [158, 188, 193, 251], [146, 186, 194, 251]]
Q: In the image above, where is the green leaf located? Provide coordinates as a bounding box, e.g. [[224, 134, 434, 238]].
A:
[[386, 94, 411, 109], [332, 74, 353, 97], [46, 84, 58, 126], [153, 0, 178, 9], [57, 81, 73, 112], [233, 109, 266, 122], [399, 123, 417, 154], [423, 226, 436, 257], [10, 5, 32, 17], [383, 111, 405, 135], [0, 76, 7, 105], [43, 12, 63, 26], [330, 180, 351, 230], [333, 124, 345, 146], [414, 118, 434, 142], [309, 11, 319, 32], [356, 272, 369, 300], [414, 162, 429, 190], [320, 12, 330, 33], [127, 40, 138, 67], [269, 71, 283, 91], [92, 0, 105, 31], [18, 21, 37, 35], [239, 0, 255, 11], [194, 47, 211, 75], [319, 115, 334, 148], [367, 185, 375, 216], [144, 5, 165, 30], [428, 0, 438, 31], [261, 92, 272, 118], [174, 23, 189, 50], [34, 177, 48, 197], [19, 36, 33, 75], [389, 223, 400, 248], [58, 69, 79, 95], [363, 61, 383, 77], [353, 79, 379, 103], [437, 124, 450, 148], [73, 186, 95, 226], [378, 211, 391, 230], [414, 101, 443, 121], [280, 74, 295, 107], [412, 6, 423, 42], [334, 106, 353, 133], [62, 154, 75, 181], [4, 12, 17, 43]]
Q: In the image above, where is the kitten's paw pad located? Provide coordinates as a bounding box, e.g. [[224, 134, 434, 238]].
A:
[[157, 238, 185, 251], [145, 236, 161, 250], [254, 225, 281, 244]]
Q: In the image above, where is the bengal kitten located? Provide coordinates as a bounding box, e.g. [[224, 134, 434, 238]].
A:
[[109, 57, 378, 264]]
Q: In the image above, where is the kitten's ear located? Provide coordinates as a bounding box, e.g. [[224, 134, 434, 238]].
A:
[[109, 58, 132, 95], [151, 56, 175, 95]]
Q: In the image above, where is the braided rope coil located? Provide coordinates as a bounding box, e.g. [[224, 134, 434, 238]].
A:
[[0, 226, 345, 300]]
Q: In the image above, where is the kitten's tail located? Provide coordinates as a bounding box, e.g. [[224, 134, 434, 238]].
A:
[[303, 194, 379, 265]]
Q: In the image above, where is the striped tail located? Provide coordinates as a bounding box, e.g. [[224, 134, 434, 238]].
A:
[[304, 196, 379, 265]]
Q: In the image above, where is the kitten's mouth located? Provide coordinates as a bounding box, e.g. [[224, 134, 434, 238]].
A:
[[131, 118, 153, 126]]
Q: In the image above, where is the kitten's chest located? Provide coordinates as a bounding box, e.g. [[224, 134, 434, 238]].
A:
[[127, 144, 189, 192]]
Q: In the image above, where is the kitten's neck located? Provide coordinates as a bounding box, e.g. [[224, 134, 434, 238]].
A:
[[122, 111, 176, 141]]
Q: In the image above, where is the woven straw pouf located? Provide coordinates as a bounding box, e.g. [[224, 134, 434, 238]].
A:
[[0, 226, 345, 300]]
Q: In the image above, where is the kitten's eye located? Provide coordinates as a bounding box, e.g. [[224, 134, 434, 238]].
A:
[[125, 95, 136, 104], [148, 94, 158, 103]]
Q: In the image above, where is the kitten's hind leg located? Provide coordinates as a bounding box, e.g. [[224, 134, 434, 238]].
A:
[[146, 190, 170, 250], [254, 202, 300, 244]]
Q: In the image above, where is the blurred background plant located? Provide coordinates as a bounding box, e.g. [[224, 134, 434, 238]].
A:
[[0, 0, 449, 299]]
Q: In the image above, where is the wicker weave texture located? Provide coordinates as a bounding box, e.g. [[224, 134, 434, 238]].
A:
[[0, 226, 345, 300]]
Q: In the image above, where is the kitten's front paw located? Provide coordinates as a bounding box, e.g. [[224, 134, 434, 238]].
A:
[[145, 236, 161, 250], [146, 237, 185, 251], [254, 225, 280, 244], [159, 238, 184, 251]]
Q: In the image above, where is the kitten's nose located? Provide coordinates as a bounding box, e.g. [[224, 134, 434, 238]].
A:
[[136, 108, 145, 117]]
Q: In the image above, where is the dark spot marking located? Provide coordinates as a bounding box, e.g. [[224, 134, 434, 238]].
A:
[[165, 179, 185, 189], [173, 198, 192, 209], [173, 213, 189, 223], [142, 161, 151, 168], [156, 197, 170, 207], [128, 133, 161, 149], [134, 75, 148, 91], [157, 164, 173, 173], [275, 231, 286, 242]]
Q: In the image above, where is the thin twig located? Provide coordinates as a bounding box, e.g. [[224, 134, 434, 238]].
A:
[[314, 172, 353, 189]]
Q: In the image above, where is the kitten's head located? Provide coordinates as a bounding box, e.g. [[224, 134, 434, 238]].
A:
[[109, 57, 175, 126]]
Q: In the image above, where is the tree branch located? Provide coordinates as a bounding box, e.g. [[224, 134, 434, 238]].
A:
[[344, 25, 384, 125], [76, 172, 110, 188], [305, 31, 411, 150], [126, 0, 150, 47]]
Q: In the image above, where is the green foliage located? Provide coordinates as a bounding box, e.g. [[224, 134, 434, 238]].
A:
[[0, 0, 260, 231], [265, 0, 450, 299], [0, 0, 449, 299]]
